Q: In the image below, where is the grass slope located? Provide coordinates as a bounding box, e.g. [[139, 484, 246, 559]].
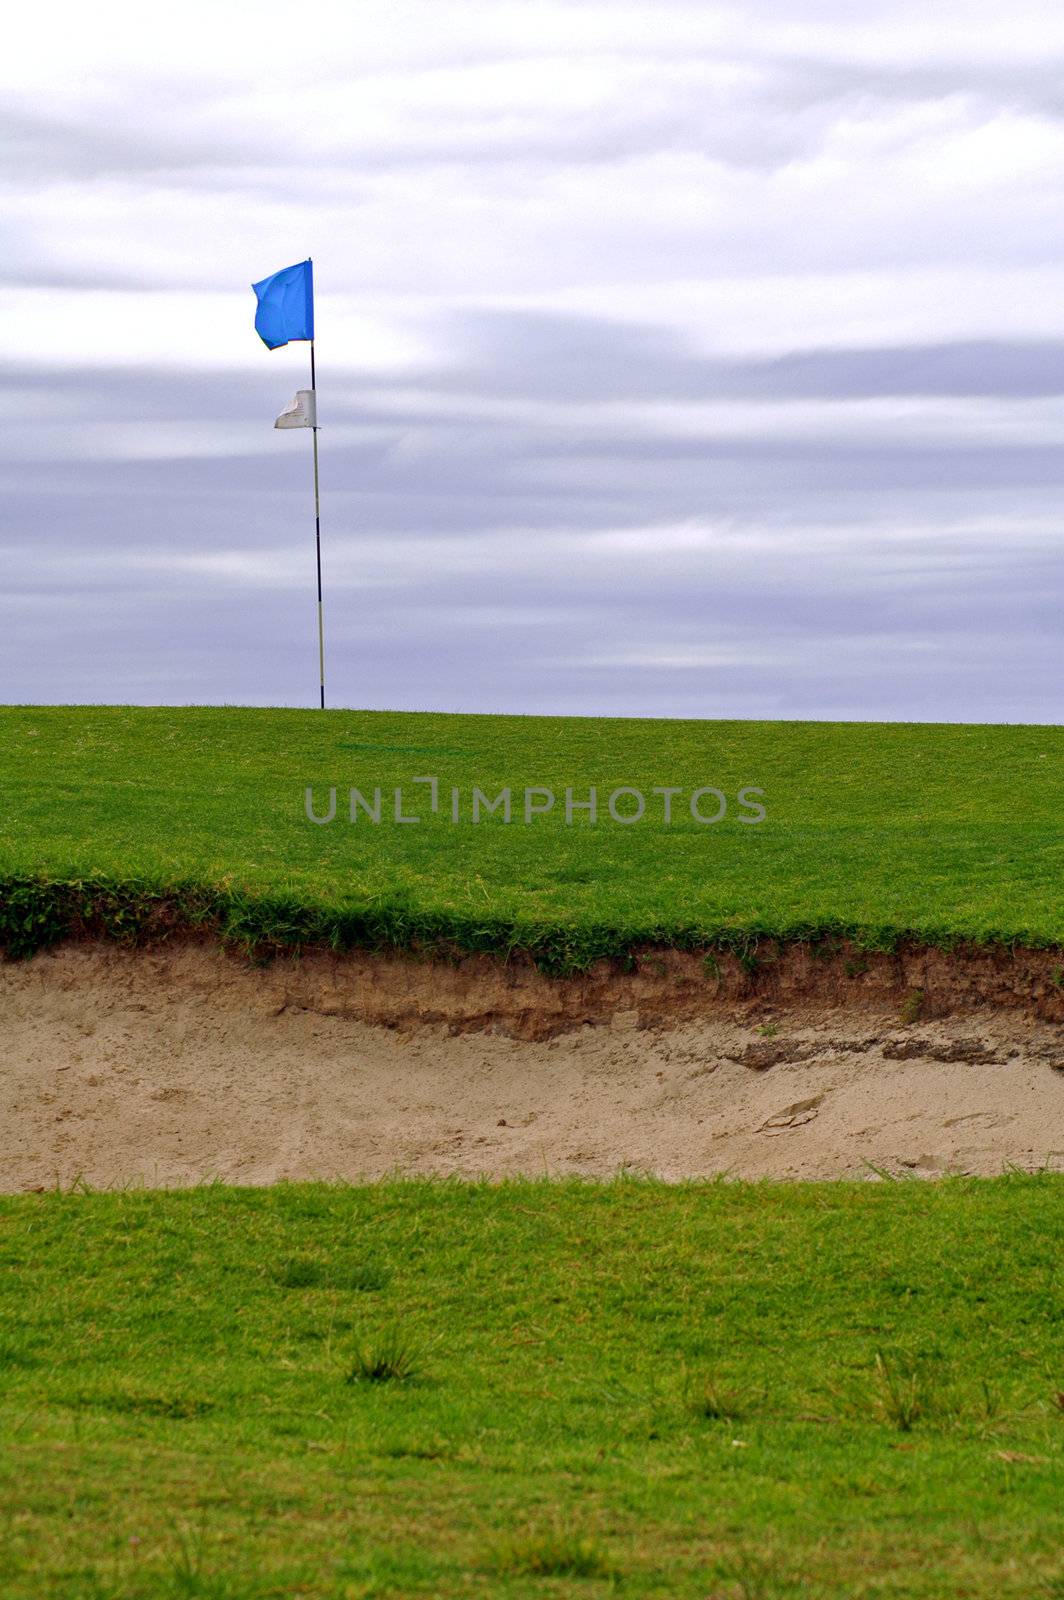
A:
[[0, 1176, 1062, 1598], [1, 707, 1062, 964]]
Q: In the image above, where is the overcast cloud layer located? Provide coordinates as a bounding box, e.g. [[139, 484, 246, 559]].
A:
[[2, 0, 1063, 719]]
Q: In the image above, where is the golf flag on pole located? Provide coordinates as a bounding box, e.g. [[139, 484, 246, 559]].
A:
[[252, 255, 326, 709], [252, 258, 314, 349]]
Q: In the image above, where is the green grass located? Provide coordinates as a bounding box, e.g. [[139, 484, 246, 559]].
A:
[[1, 707, 1062, 964], [0, 1175, 1062, 1597]]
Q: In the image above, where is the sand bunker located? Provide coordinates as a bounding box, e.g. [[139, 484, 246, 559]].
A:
[[1, 941, 1063, 1189]]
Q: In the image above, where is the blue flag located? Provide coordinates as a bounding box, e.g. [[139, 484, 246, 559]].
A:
[[252, 259, 314, 350]]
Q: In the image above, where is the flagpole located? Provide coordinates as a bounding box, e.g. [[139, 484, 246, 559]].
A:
[[310, 338, 325, 710]]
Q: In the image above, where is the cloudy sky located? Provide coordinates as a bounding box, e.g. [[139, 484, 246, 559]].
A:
[[3, 0, 1063, 720]]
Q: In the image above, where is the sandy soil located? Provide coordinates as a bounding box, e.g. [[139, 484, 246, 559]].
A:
[[1, 942, 1063, 1189]]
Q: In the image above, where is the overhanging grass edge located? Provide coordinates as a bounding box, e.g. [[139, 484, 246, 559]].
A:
[[1, 873, 1060, 975]]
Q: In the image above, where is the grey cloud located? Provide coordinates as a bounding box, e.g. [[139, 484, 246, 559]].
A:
[[8, 320, 1064, 427], [771, 54, 1064, 121], [2, 336, 1061, 722], [9, 328, 1064, 548], [418, 312, 1064, 402], [14, 42, 1064, 202]]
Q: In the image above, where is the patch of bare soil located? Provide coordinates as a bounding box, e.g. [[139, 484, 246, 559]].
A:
[[1, 940, 1062, 1189]]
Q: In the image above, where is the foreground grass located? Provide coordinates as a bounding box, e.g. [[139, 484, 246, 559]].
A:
[[1, 1176, 1062, 1598], [1, 707, 1063, 963]]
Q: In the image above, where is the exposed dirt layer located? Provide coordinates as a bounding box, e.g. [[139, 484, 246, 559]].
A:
[[1, 940, 1063, 1189]]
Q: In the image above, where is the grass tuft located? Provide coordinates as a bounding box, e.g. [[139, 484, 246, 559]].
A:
[[273, 1255, 325, 1289], [710, 1546, 812, 1599], [686, 1371, 751, 1422], [900, 988, 926, 1023], [272, 1255, 390, 1292], [485, 1523, 617, 1579], [868, 1349, 933, 1431], [69, 1391, 217, 1421], [345, 1330, 423, 1385]]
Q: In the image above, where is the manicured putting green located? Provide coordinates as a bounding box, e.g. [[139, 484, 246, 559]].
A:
[[0, 706, 1061, 963]]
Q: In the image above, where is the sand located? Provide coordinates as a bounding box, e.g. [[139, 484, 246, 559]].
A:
[[1, 941, 1062, 1189]]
